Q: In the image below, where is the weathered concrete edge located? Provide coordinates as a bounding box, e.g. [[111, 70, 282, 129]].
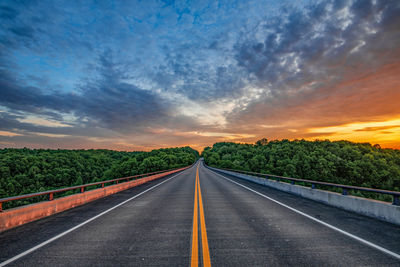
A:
[[0, 167, 187, 232], [208, 166, 400, 226]]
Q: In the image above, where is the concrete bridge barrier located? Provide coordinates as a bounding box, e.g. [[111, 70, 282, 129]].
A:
[[0, 167, 187, 232], [208, 166, 400, 226]]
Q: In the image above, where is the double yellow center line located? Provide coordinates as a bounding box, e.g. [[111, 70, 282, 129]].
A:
[[191, 164, 211, 267]]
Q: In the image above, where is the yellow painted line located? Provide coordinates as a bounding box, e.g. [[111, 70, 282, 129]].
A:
[[191, 164, 212, 267], [197, 166, 211, 267], [191, 166, 199, 267]]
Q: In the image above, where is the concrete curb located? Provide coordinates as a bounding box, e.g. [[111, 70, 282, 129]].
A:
[[207, 166, 400, 226], [0, 167, 187, 232]]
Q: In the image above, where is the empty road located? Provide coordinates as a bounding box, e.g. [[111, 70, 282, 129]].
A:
[[1, 160, 400, 266]]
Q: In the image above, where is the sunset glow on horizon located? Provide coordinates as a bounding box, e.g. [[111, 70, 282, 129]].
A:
[[1, 0, 400, 152]]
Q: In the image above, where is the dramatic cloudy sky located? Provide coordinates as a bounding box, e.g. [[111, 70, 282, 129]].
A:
[[1, 0, 400, 151]]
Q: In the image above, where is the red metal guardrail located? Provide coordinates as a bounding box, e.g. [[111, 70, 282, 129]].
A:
[[211, 166, 400, 205], [0, 166, 189, 212]]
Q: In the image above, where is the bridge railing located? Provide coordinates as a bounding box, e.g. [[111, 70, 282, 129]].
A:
[[214, 167, 400, 205], [0, 167, 187, 212]]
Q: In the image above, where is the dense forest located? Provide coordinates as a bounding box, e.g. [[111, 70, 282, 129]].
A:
[[0, 147, 198, 208], [202, 139, 400, 201]]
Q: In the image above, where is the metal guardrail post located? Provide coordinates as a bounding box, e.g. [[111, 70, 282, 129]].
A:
[[81, 187, 85, 193], [49, 193, 54, 201], [0, 202, 2, 212], [393, 196, 399, 206], [291, 180, 295, 185], [342, 188, 348, 195], [311, 183, 316, 189]]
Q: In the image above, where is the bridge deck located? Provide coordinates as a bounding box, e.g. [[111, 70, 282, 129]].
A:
[[1, 162, 399, 266]]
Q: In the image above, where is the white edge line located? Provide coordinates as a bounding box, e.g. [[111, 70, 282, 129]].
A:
[[0, 169, 189, 267], [209, 168, 400, 261]]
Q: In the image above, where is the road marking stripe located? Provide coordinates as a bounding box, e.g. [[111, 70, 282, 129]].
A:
[[198, 166, 211, 267], [191, 164, 212, 267], [0, 170, 189, 267], [191, 167, 199, 267], [210, 169, 400, 260]]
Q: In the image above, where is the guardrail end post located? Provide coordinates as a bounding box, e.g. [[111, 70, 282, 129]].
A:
[[393, 196, 399, 206], [49, 193, 54, 201], [311, 183, 315, 189], [342, 188, 348, 195], [81, 187, 85, 193]]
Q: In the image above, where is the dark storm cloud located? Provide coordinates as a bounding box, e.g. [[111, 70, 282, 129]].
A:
[[75, 50, 174, 131], [0, 6, 18, 20], [0, 49, 174, 133], [0, 112, 69, 135], [9, 26, 35, 39], [0, 4, 40, 50], [0, 68, 77, 114], [229, 0, 400, 124], [237, 0, 400, 81], [150, 42, 249, 102]]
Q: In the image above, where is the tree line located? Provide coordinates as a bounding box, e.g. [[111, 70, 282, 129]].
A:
[[0, 147, 199, 208], [202, 139, 400, 201]]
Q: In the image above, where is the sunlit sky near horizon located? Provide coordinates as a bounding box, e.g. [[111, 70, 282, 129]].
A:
[[1, 0, 400, 152]]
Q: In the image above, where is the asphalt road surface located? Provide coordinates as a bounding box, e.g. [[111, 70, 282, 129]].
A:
[[1, 160, 399, 266]]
